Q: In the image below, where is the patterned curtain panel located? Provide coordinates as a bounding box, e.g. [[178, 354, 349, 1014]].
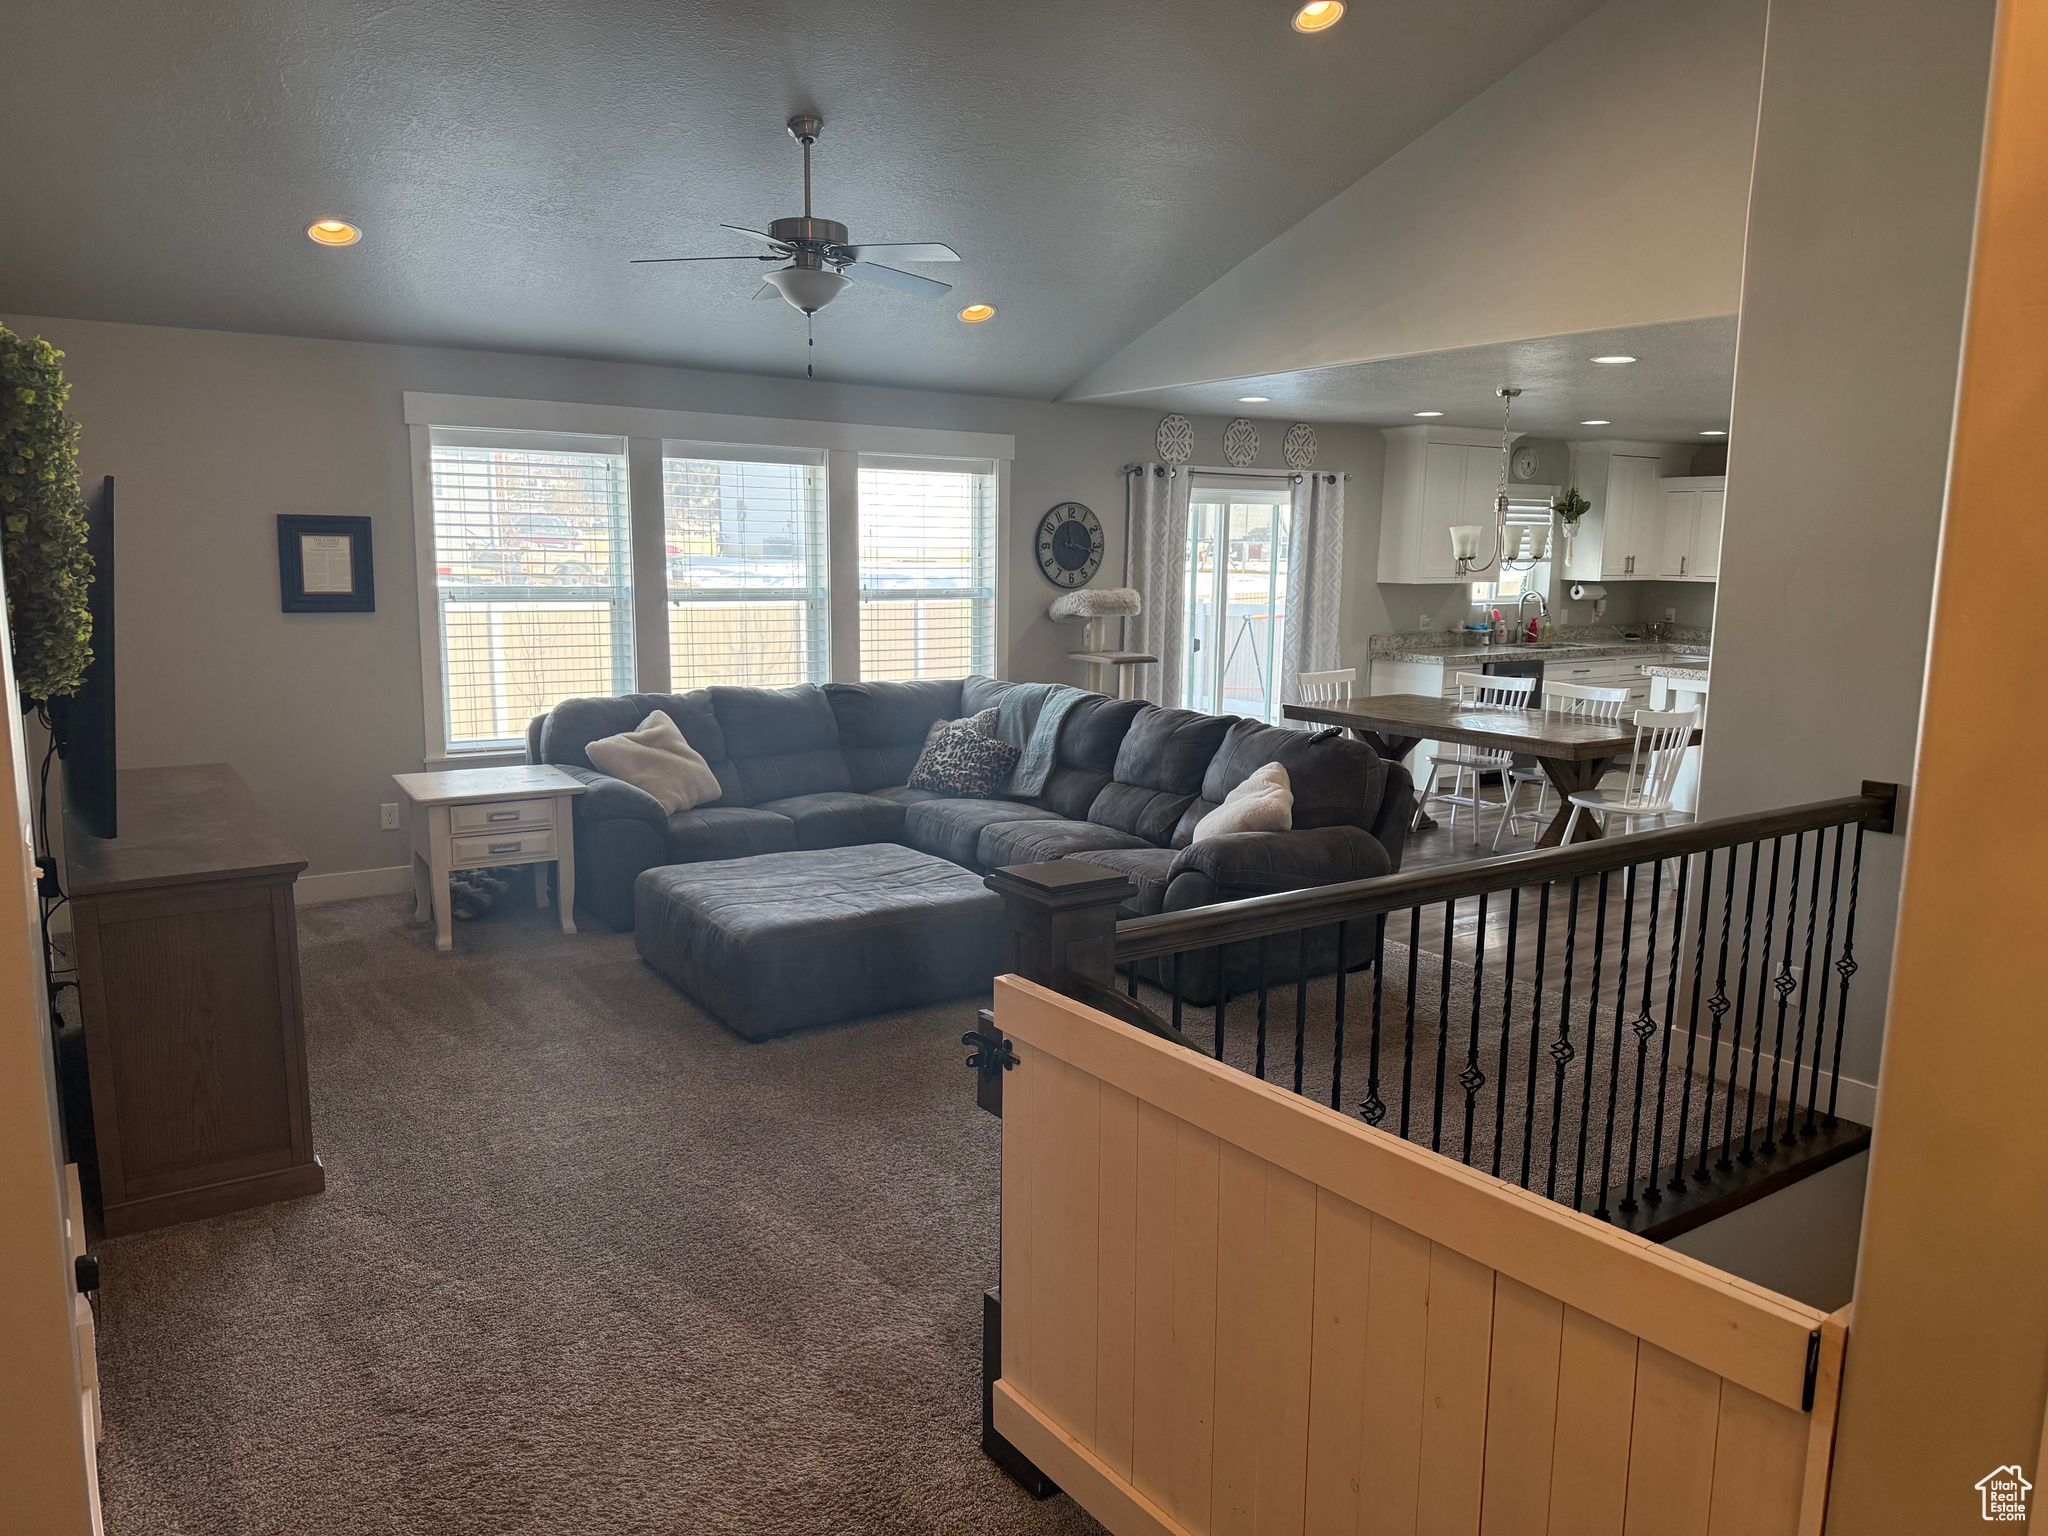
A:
[[1124, 464, 1192, 707], [1281, 470, 1345, 723]]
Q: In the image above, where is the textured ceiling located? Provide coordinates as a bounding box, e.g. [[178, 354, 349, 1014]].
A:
[[0, 0, 1606, 398], [1110, 317, 1740, 440]]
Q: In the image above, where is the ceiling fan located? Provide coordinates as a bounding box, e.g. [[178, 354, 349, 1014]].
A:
[[633, 114, 962, 375]]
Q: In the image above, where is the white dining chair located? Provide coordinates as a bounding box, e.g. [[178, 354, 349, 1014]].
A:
[[1561, 706, 1701, 840], [1493, 681, 1629, 849], [1297, 668, 1356, 706], [1419, 671, 1536, 845]]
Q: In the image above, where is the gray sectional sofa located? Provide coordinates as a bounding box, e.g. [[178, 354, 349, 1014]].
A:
[[526, 676, 1413, 942]]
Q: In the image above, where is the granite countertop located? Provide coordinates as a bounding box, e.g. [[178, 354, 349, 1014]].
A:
[[1372, 640, 1712, 667], [1640, 663, 1710, 683]]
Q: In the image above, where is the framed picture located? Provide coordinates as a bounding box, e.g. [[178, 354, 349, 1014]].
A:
[[278, 514, 374, 613]]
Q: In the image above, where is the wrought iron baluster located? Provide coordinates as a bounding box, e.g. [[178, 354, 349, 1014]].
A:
[[1460, 893, 1490, 1167], [1696, 847, 1740, 1182], [1213, 945, 1228, 1060], [1521, 883, 1552, 1189], [1596, 865, 1638, 1220], [1671, 848, 1716, 1194], [1718, 842, 1763, 1172], [1572, 871, 1611, 1212], [1361, 914, 1386, 1126], [1330, 922, 1349, 1111], [1621, 857, 1666, 1215], [1738, 838, 1783, 1165], [1547, 876, 1582, 1202], [1644, 854, 1688, 1206], [1255, 938, 1270, 1081], [1761, 831, 1806, 1155], [1432, 898, 1455, 1153], [1781, 829, 1827, 1148], [1825, 823, 1865, 1127], [1491, 886, 1521, 1181], [1400, 907, 1421, 1139], [1171, 951, 1184, 1038], [1293, 930, 1309, 1097], [1127, 962, 1139, 999], [1804, 825, 1847, 1136]]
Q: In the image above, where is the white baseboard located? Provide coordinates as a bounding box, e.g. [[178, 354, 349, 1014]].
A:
[[294, 865, 413, 905], [1700, 1036, 1877, 1128]]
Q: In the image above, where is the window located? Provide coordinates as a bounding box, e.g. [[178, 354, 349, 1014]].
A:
[[663, 446, 827, 689], [1470, 496, 1557, 611], [1182, 482, 1291, 723], [857, 455, 997, 680], [428, 429, 633, 752]]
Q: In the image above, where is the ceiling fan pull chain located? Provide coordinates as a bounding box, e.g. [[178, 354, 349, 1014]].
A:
[[807, 311, 814, 378]]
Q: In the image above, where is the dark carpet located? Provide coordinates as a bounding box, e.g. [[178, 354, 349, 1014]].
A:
[[92, 895, 1106, 1536]]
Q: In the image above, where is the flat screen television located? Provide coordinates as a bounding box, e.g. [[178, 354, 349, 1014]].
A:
[[47, 474, 115, 840]]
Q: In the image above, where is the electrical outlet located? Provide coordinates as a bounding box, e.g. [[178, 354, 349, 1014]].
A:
[[1664, 607, 1677, 622], [380, 803, 401, 831]]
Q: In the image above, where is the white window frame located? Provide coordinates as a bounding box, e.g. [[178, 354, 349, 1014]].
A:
[[855, 452, 1001, 682], [1181, 478, 1293, 725], [407, 394, 1013, 762]]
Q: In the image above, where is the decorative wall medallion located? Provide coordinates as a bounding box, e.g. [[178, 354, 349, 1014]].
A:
[[1155, 414, 1194, 465], [1223, 418, 1259, 467], [1283, 422, 1318, 470]]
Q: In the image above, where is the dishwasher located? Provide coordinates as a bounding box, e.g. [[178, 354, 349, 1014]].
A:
[[1482, 656, 1546, 791]]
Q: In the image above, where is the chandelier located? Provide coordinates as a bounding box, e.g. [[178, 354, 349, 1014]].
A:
[[1450, 387, 1551, 576]]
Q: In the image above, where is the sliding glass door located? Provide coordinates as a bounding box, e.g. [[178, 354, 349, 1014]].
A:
[[1181, 482, 1291, 723]]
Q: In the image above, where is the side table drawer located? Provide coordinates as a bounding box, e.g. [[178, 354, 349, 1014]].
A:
[[452, 828, 556, 866], [451, 799, 554, 833]]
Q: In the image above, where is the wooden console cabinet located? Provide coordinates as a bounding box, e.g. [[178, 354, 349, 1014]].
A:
[[65, 764, 323, 1236]]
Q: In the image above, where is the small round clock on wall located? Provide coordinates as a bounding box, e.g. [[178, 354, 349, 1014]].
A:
[[1036, 501, 1104, 588]]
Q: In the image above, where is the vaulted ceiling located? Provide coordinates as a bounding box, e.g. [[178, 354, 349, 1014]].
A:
[[0, 0, 1606, 398]]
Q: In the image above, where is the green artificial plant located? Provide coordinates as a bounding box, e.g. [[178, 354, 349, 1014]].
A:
[[0, 326, 93, 702], [1552, 486, 1591, 527]]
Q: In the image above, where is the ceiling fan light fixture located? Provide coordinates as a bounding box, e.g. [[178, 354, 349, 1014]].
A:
[[1292, 1, 1344, 32], [306, 219, 360, 246], [764, 265, 850, 314], [957, 303, 997, 323]]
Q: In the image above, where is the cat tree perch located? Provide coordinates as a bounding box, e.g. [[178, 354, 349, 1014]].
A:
[[1050, 587, 1154, 699]]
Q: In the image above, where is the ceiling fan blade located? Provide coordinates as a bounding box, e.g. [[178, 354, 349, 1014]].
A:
[[836, 241, 961, 264], [721, 223, 792, 249], [843, 261, 954, 298], [630, 254, 777, 263]]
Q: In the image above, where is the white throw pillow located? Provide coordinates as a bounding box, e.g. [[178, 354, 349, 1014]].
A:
[[584, 711, 722, 815], [1191, 762, 1294, 841]]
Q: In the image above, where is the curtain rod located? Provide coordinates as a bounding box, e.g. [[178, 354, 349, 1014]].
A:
[[1120, 463, 1352, 481]]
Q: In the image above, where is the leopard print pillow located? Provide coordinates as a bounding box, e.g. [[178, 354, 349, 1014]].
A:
[[909, 711, 1019, 798]]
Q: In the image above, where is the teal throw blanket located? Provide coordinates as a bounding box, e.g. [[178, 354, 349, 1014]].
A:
[[995, 683, 1088, 797]]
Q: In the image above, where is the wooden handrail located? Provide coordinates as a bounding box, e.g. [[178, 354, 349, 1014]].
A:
[[1113, 789, 1893, 962]]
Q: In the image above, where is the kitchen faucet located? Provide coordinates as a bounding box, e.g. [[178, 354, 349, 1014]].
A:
[[1516, 589, 1548, 645]]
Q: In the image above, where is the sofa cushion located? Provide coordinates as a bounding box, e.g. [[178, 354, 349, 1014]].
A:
[[979, 818, 1152, 871], [868, 784, 942, 807], [902, 797, 1060, 871], [664, 805, 798, 864], [1088, 705, 1235, 845], [1178, 718, 1389, 845], [823, 678, 965, 791], [909, 714, 1019, 798], [585, 710, 724, 814], [1060, 846, 1179, 918], [708, 684, 852, 805], [543, 691, 740, 805], [752, 791, 907, 851]]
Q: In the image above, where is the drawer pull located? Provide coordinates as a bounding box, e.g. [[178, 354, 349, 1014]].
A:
[[487, 809, 520, 822], [488, 841, 523, 855]]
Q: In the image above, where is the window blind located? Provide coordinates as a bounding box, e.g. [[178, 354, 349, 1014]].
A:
[[857, 457, 996, 681], [663, 452, 827, 690], [429, 431, 633, 751]]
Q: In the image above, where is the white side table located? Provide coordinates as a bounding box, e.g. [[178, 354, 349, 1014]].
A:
[[392, 765, 586, 954]]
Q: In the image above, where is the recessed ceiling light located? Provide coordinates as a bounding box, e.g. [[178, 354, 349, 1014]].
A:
[[1590, 354, 1637, 365], [1413, 410, 1444, 418], [1581, 419, 1611, 426], [306, 219, 361, 247], [1700, 429, 1727, 436], [1238, 395, 1270, 403], [956, 304, 996, 323], [1292, 1, 1345, 32]]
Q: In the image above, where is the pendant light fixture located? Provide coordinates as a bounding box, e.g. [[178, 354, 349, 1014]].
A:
[[1450, 386, 1551, 576]]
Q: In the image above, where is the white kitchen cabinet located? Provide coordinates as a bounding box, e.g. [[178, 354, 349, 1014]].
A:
[[1562, 441, 1694, 583], [1656, 477, 1726, 581], [1378, 426, 1514, 583]]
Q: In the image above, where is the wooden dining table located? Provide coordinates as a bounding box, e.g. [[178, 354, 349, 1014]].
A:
[[1283, 693, 1702, 847]]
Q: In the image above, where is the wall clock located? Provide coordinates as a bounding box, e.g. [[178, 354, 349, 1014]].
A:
[[1512, 445, 1541, 480], [1036, 502, 1104, 588], [1224, 418, 1259, 466], [1156, 413, 1193, 464], [1283, 422, 1318, 470]]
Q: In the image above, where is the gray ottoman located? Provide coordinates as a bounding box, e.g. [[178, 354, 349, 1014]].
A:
[[634, 844, 1008, 1040]]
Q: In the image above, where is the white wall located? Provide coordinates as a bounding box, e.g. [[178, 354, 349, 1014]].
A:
[[1699, 0, 1995, 1093], [1, 313, 1380, 884], [1065, 0, 1766, 401]]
